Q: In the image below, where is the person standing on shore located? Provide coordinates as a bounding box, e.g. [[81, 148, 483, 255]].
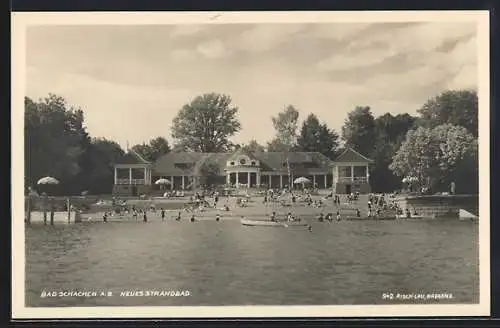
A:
[[450, 181, 456, 195]]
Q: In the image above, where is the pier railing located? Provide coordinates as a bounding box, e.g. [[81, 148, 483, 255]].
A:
[[338, 177, 368, 184]]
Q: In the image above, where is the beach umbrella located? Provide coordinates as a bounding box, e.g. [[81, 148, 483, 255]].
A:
[[37, 176, 60, 185], [293, 177, 310, 184], [155, 178, 171, 190], [36, 176, 60, 196]]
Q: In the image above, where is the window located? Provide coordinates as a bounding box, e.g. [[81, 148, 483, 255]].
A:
[[230, 161, 235, 166], [251, 161, 256, 166], [239, 158, 246, 165]]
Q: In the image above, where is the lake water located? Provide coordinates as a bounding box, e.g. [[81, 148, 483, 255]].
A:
[[25, 218, 479, 307]]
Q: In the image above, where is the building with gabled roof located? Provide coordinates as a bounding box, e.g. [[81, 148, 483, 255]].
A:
[[112, 147, 372, 196]]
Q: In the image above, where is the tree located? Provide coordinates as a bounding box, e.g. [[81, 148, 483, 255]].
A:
[[296, 113, 339, 159], [25, 94, 88, 194], [266, 138, 293, 152], [241, 139, 265, 153], [171, 93, 241, 152], [417, 89, 478, 137], [389, 124, 477, 193], [341, 106, 376, 157], [75, 138, 125, 194], [269, 105, 300, 149], [369, 113, 417, 192], [132, 137, 171, 162]]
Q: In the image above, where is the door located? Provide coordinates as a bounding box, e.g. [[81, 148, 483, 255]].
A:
[[345, 184, 352, 195], [131, 185, 138, 197]]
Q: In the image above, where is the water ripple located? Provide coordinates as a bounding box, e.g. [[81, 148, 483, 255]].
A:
[[25, 219, 479, 306]]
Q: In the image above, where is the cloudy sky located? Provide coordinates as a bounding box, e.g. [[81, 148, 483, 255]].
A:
[[25, 21, 478, 148]]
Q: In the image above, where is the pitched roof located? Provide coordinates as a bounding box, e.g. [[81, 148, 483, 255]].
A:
[[153, 151, 334, 176], [227, 148, 260, 162], [117, 149, 151, 165], [332, 148, 373, 163], [153, 152, 232, 176]]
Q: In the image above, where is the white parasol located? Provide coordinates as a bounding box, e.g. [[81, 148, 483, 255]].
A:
[[293, 177, 310, 184], [155, 178, 171, 185], [37, 176, 60, 185]]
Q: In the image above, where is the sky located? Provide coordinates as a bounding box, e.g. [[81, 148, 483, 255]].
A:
[[25, 21, 478, 149]]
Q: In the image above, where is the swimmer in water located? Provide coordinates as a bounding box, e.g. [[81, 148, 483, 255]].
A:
[[317, 212, 324, 222], [270, 211, 276, 222], [190, 214, 196, 222]]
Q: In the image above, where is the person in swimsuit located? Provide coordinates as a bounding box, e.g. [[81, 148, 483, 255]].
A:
[[103, 212, 108, 223], [216, 213, 221, 222], [317, 212, 324, 222], [176, 211, 181, 221], [336, 210, 341, 221], [143, 211, 147, 222], [161, 208, 166, 222], [190, 214, 196, 222], [270, 211, 276, 222]]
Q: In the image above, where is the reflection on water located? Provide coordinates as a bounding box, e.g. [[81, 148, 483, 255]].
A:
[[25, 219, 479, 307]]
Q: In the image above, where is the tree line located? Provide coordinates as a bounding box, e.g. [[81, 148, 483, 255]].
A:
[[24, 89, 478, 195]]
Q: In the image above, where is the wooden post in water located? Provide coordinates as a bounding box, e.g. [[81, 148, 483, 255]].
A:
[[49, 197, 55, 226], [26, 196, 31, 224], [43, 195, 48, 225], [67, 197, 71, 224]]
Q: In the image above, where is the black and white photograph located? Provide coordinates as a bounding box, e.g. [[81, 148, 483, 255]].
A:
[[12, 11, 490, 318]]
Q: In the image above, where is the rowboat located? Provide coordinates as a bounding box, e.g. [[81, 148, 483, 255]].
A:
[[241, 218, 308, 227], [395, 214, 426, 220], [459, 209, 478, 221]]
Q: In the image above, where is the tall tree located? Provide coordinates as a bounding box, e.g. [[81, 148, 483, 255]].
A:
[[75, 138, 125, 194], [296, 113, 339, 159], [25, 94, 88, 194], [417, 89, 478, 137], [369, 113, 417, 192], [132, 137, 171, 162], [341, 106, 376, 157], [171, 93, 241, 152], [269, 105, 300, 149], [389, 124, 477, 193], [241, 139, 265, 153], [266, 138, 292, 152]]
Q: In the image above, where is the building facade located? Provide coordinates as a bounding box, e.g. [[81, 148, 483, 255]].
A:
[[112, 148, 372, 196], [331, 148, 372, 194]]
